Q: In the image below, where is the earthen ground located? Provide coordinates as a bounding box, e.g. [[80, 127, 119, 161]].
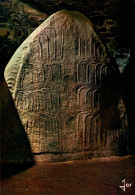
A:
[[0, 155, 134, 195]]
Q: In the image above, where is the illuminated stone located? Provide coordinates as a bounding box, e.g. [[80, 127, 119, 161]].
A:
[[4, 10, 128, 162]]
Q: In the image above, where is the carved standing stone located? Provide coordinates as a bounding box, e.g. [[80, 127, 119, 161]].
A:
[[4, 10, 128, 162]]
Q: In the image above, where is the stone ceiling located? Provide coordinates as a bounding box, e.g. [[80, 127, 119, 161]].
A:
[[19, 0, 131, 17]]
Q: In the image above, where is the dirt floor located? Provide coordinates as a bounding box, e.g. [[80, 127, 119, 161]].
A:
[[0, 155, 134, 195]]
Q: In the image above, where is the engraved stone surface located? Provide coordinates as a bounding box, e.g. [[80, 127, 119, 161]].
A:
[[4, 10, 128, 161]]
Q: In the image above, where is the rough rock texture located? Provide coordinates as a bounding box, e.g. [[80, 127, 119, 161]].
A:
[[4, 10, 129, 162], [0, 0, 48, 80], [0, 0, 133, 75], [19, 0, 133, 72]]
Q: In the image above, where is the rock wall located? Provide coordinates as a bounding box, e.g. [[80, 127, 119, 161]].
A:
[[0, 0, 48, 79], [0, 0, 133, 74], [0, 0, 134, 162], [4, 10, 129, 162]]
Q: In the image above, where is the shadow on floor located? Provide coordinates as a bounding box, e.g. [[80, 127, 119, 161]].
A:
[[0, 162, 35, 180]]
